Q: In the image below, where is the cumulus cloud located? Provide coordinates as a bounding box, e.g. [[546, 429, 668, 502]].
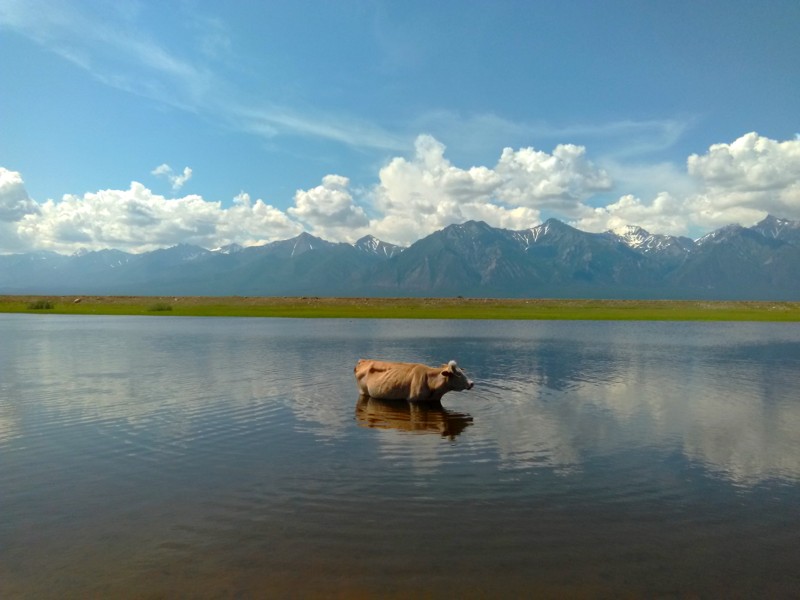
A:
[[288, 175, 369, 241], [685, 132, 800, 228], [688, 132, 800, 190], [13, 182, 302, 254], [366, 135, 614, 244], [575, 192, 690, 235], [0, 168, 40, 253], [367, 135, 513, 243], [12, 131, 607, 252], [215, 192, 303, 247], [5, 132, 800, 254], [494, 143, 612, 210], [0, 168, 39, 222], [152, 163, 193, 190], [382, 131, 779, 240], [572, 132, 800, 236]]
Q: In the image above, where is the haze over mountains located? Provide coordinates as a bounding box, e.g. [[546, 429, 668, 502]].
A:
[[2, 215, 799, 300]]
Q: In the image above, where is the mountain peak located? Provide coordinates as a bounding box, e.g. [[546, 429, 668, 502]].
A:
[[609, 225, 694, 256], [440, 220, 497, 242], [698, 224, 746, 245], [212, 243, 244, 254], [610, 225, 651, 247], [612, 224, 648, 237], [148, 244, 210, 263], [288, 231, 332, 256], [752, 214, 800, 242], [294, 231, 323, 242], [446, 220, 493, 233], [757, 214, 789, 227], [3, 217, 799, 299], [530, 218, 579, 241], [353, 235, 403, 258]]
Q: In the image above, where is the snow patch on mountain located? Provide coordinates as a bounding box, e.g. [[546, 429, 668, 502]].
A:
[[611, 225, 694, 256], [353, 235, 403, 257]]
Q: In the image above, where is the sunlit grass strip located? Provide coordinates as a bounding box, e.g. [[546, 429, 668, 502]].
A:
[[2, 295, 800, 321]]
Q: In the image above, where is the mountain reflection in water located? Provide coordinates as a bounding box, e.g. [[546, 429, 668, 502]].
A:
[[355, 396, 473, 439]]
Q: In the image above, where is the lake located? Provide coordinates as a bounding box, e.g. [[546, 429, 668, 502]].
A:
[[2, 314, 799, 598]]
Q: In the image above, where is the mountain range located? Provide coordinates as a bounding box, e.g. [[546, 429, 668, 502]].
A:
[[2, 215, 799, 300]]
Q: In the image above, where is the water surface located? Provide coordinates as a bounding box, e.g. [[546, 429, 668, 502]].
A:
[[2, 315, 799, 597]]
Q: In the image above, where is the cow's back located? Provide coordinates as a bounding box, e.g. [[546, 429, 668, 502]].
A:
[[355, 359, 430, 401]]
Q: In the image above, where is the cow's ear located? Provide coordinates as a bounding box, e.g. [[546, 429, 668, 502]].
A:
[[441, 369, 451, 377]]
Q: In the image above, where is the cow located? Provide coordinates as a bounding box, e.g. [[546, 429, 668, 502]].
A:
[[354, 359, 474, 403]]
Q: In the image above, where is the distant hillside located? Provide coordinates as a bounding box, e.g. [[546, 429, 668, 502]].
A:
[[2, 215, 799, 300]]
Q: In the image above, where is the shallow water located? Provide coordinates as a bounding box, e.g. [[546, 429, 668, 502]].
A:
[[2, 315, 799, 598]]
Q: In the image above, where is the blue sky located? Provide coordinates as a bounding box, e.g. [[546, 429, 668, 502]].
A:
[[1, 0, 799, 253]]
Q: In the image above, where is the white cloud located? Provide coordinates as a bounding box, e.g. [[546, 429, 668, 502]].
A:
[[684, 132, 800, 228], [575, 193, 690, 235], [152, 164, 193, 190], [288, 175, 369, 241], [4, 132, 800, 253], [14, 182, 302, 254], [367, 137, 515, 244], [365, 135, 612, 245], [221, 192, 303, 247], [572, 132, 800, 236], [494, 143, 612, 211], [0, 168, 40, 253], [0, 168, 39, 222], [688, 132, 800, 190]]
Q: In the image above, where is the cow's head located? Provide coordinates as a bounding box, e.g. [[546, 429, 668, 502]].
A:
[[442, 360, 474, 391]]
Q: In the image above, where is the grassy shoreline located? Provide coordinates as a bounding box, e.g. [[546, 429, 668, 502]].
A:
[[2, 295, 800, 321]]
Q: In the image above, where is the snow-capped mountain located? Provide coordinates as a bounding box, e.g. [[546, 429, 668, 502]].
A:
[[751, 214, 800, 244], [609, 225, 694, 258], [1, 216, 799, 299], [212, 243, 245, 254], [353, 235, 403, 258]]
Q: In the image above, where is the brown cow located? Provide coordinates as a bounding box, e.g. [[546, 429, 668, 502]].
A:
[[354, 359, 474, 403]]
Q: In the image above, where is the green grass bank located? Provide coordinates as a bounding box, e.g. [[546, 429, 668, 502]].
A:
[[2, 295, 800, 321]]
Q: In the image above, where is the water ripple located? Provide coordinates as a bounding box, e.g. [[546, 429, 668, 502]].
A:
[[3, 316, 800, 598]]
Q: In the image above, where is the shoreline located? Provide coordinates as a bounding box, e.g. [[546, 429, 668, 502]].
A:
[[2, 295, 800, 321]]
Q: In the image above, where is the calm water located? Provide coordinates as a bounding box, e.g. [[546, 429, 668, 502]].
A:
[[2, 315, 800, 598]]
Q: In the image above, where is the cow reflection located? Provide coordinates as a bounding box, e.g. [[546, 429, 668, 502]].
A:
[[355, 397, 473, 440]]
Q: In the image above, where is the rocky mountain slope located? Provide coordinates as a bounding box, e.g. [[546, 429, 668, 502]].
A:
[[2, 216, 798, 300]]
